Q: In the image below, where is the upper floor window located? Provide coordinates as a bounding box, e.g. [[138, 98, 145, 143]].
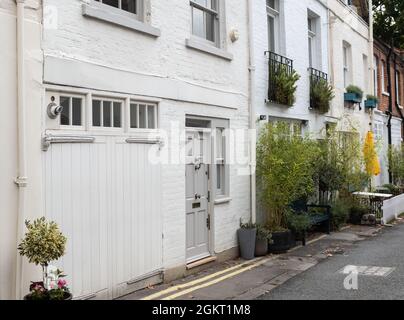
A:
[[396, 71, 402, 106], [381, 61, 387, 93], [94, 0, 141, 16], [307, 15, 318, 68], [267, 0, 280, 53], [373, 55, 379, 96], [343, 42, 352, 88], [191, 0, 219, 45], [363, 54, 368, 92]]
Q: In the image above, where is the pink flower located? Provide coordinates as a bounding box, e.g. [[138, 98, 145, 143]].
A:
[[58, 279, 67, 289]]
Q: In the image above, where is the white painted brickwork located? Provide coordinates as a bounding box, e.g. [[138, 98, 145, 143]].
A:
[[41, 0, 251, 273]]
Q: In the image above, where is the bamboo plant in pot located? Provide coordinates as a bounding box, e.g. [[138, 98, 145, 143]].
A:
[[257, 122, 320, 253], [18, 217, 71, 300]]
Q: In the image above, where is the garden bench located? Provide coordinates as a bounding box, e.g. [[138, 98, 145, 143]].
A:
[[290, 200, 332, 246]]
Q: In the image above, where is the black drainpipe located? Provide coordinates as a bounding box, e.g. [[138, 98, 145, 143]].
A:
[[386, 45, 393, 183]]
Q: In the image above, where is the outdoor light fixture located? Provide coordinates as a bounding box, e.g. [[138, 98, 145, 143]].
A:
[[47, 96, 63, 119]]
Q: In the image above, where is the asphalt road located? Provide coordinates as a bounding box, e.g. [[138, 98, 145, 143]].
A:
[[260, 222, 404, 300]]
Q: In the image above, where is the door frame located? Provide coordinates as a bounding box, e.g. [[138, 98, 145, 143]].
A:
[[185, 116, 215, 263]]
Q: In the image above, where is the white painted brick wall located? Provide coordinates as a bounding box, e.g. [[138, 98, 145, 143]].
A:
[[41, 0, 251, 270]]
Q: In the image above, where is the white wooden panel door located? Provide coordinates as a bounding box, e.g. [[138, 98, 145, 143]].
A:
[[43, 134, 162, 299], [185, 130, 211, 263]]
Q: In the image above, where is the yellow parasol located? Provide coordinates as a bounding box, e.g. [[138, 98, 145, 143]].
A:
[[363, 131, 381, 176]]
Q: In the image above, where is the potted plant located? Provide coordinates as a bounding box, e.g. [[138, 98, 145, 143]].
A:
[[271, 65, 300, 106], [237, 220, 257, 260], [344, 85, 363, 104], [364, 94, 378, 109], [310, 78, 334, 114], [257, 122, 320, 254], [18, 217, 71, 300], [255, 225, 272, 257]]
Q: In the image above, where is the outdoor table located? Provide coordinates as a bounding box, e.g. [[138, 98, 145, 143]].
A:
[[352, 192, 393, 221]]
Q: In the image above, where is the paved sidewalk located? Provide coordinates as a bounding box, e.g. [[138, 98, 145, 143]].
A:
[[121, 224, 385, 301]]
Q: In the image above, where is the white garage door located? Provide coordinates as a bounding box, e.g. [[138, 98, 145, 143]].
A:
[[43, 134, 163, 299]]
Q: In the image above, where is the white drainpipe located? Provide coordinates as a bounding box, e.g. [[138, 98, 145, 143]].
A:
[[247, 0, 256, 224], [368, 0, 374, 96], [15, 0, 27, 300]]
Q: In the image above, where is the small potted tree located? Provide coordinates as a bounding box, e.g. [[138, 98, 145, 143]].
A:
[[310, 78, 334, 114], [255, 225, 272, 257], [364, 94, 379, 109], [237, 220, 257, 260], [18, 217, 71, 300]]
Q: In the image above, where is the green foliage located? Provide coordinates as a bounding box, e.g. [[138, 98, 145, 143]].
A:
[[272, 65, 300, 106], [366, 94, 379, 103], [349, 203, 369, 225], [239, 219, 256, 230], [388, 145, 404, 186], [382, 184, 401, 196], [373, 0, 404, 49], [257, 122, 320, 231], [286, 211, 312, 234], [256, 225, 273, 242], [18, 217, 67, 267], [310, 78, 334, 114], [316, 128, 370, 195], [331, 199, 350, 230], [346, 85, 364, 99]]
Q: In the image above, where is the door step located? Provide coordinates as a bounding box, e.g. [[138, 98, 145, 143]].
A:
[[187, 256, 217, 270]]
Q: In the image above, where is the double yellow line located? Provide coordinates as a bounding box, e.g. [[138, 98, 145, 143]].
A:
[[142, 256, 277, 300]]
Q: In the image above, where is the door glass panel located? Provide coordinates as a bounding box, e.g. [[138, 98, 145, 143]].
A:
[[130, 104, 138, 128], [139, 104, 147, 128], [103, 101, 112, 127], [72, 98, 82, 126], [113, 102, 121, 128], [147, 105, 155, 129], [60, 96, 70, 126], [92, 100, 101, 127]]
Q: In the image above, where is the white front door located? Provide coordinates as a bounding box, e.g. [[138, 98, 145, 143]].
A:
[[185, 129, 211, 263]]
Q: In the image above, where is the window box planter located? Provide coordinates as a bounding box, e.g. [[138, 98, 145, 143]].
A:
[[364, 99, 378, 109], [344, 93, 362, 104]]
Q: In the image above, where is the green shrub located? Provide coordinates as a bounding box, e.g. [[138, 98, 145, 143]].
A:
[[346, 85, 364, 99], [256, 225, 273, 242], [286, 211, 312, 234], [388, 145, 404, 187], [331, 200, 350, 230], [257, 122, 320, 231], [272, 65, 300, 106], [349, 203, 369, 225], [366, 94, 379, 103], [310, 78, 334, 113]]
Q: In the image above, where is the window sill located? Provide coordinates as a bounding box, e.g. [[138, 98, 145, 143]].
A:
[[382, 92, 390, 97], [82, 4, 161, 38], [399, 105, 403, 109], [214, 197, 232, 205], [185, 38, 233, 61]]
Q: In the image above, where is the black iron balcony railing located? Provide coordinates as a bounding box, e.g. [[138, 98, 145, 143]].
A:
[[309, 67, 328, 84], [265, 51, 294, 104]]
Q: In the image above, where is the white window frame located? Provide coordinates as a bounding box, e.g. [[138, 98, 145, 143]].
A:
[[308, 16, 316, 68], [190, 0, 220, 47], [374, 55, 379, 97], [129, 101, 159, 131], [93, 0, 143, 21], [212, 119, 230, 202], [396, 70, 402, 107], [267, 0, 280, 53], [91, 97, 125, 132], [46, 92, 86, 131], [343, 42, 352, 88], [381, 61, 389, 95]]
